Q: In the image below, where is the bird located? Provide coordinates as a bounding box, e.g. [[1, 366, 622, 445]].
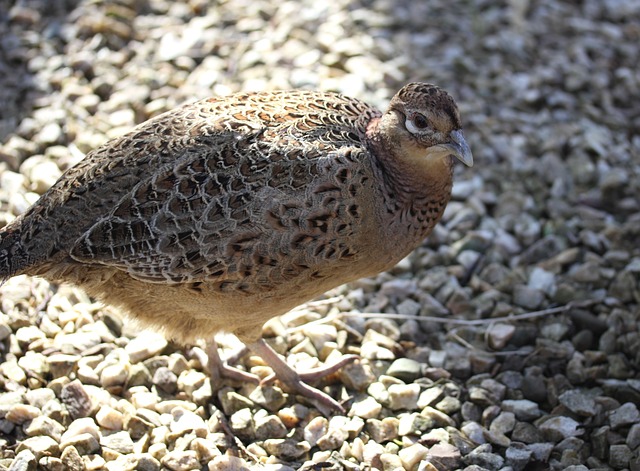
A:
[[0, 82, 472, 412]]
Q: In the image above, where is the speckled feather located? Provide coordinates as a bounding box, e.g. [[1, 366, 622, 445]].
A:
[[0, 84, 471, 343]]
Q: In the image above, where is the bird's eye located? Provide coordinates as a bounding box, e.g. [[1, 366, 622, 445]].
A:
[[412, 113, 429, 129], [405, 113, 430, 135]]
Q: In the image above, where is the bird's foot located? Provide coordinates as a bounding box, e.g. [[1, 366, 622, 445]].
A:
[[249, 338, 357, 414], [192, 341, 259, 385]]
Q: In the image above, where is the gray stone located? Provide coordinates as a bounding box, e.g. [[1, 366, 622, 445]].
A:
[[609, 402, 640, 429], [558, 390, 597, 417], [609, 444, 632, 469], [505, 444, 532, 471], [60, 380, 93, 419], [465, 444, 505, 470], [254, 414, 287, 441], [152, 367, 178, 394], [539, 416, 583, 442], [248, 385, 287, 411], [8, 449, 36, 471], [501, 399, 542, 421], [386, 358, 422, 383]]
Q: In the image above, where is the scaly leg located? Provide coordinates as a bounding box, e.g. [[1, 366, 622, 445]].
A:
[[192, 338, 259, 385], [249, 338, 358, 413]]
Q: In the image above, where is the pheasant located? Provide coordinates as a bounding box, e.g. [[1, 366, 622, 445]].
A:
[[0, 83, 472, 412]]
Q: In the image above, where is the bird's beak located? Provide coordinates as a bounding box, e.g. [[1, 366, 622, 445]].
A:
[[427, 129, 474, 167]]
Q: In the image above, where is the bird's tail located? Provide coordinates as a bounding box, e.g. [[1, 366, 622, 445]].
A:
[[0, 226, 29, 283]]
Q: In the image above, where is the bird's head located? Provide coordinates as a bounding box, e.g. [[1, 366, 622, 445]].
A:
[[379, 82, 473, 171]]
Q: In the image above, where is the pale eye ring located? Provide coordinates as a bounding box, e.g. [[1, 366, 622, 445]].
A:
[[413, 113, 429, 129], [405, 113, 430, 134]]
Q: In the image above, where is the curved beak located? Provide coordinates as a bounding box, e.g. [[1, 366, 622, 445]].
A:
[[427, 129, 474, 167]]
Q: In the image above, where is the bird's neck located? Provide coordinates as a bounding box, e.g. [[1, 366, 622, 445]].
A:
[[365, 117, 454, 207], [364, 116, 454, 253]]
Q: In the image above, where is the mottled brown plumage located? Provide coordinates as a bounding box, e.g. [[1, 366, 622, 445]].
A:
[[0, 83, 472, 411]]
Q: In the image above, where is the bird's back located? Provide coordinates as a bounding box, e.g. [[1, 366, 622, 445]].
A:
[[0, 89, 383, 288]]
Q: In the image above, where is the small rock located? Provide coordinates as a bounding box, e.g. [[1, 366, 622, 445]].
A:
[[426, 443, 462, 470], [398, 443, 429, 471], [626, 423, 640, 449], [528, 267, 556, 294], [229, 408, 254, 442], [16, 436, 60, 461], [100, 363, 129, 389], [170, 407, 207, 437], [262, 439, 310, 459], [100, 430, 134, 454], [47, 354, 80, 379], [378, 453, 404, 471], [218, 388, 254, 416], [512, 422, 542, 444], [609, 402, 640, 429], [387, 383, 420, 410], [526, 442, 554, 462], [505, 443, 532, 471], [125, 331, 168, 363], [349, 396, 382, 419], [95, 405, 124, 430], [501, 399, 542, 421], [176, 370, 206, 396], [9, 449, 36, 471], [15, 326, 46, 346], [512, 285, 544, 310], [2, 360, 27, 384], [316, 416, 350, 451], [487, 323, 516, 350], [152, 367, 178, 394], [60, 380, 93, 419], [417, 386, 444, 408], [25, 389, 55, 409], [304, 416, 328, 447], [398, 412, 435, 436], [161, 450, 200, 471], [461, 421, 485, 445], [207, 455, 251, 471], [558, 390, 597, 417], [386, 358, 423, 382], [248, 385, 287, 411], [539, 416, 583, 442], [465, 443, 505, 470], [60, 432, 100, 455], [340, 361, 376, 391], [365, 417, 399, 443], [254, 414, 288, 441], [489, 411, 516, 435], [24, 416, 65, 442], [5, 404, 40, 424], [610, 444, 633, 469]]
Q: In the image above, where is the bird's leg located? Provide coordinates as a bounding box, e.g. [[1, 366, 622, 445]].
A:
[[192, 339, 260, 385], [248, 338, 358, 413]]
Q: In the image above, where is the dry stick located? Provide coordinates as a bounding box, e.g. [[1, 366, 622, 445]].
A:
[[339, 299, 599, 326], [288, 298, 600, 337]]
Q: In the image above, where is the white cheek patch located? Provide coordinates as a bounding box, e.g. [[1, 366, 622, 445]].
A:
[[405, 118, 421, 135]]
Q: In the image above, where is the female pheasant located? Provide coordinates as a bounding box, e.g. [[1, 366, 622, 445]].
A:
[[0, 83, 472, 412]]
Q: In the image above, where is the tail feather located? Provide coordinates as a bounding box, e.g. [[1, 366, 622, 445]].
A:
[[0, 226, 29, 282]]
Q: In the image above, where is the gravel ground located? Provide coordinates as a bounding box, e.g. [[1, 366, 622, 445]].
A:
[[1, 0, 639, 470]]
